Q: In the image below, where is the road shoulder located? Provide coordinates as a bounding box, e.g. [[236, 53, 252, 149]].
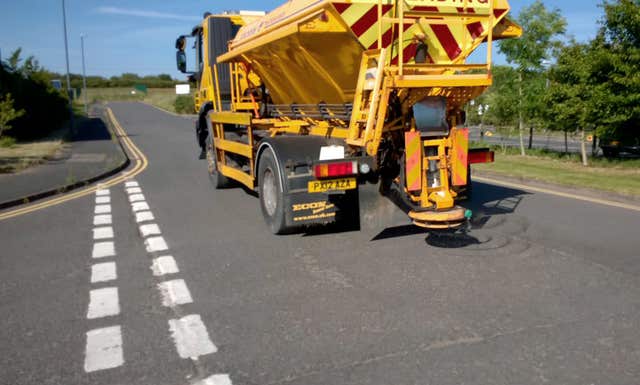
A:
[[0, 106, 129, 210], [474, 170, 640, 211]]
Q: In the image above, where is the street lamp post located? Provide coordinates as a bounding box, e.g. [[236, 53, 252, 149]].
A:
[[80, 34, 88, 115], [61, 0, 74, 133]]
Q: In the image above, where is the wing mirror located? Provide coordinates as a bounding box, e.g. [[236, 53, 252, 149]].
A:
[[176, 51, 187, 73]]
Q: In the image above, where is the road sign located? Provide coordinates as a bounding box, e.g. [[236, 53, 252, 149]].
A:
[[175, 84, 190, 95]]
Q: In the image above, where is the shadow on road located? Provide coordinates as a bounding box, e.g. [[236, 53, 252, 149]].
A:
[[466, 181, 528, 230], [370, 225, 428, 240], [370, 180, 530, 243], [69, 117, 113, 142], [424, 231, 481, 248]]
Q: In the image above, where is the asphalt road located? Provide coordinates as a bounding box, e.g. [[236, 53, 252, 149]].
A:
[[2, 102, 640, 385], [468, 128, 586, 153]]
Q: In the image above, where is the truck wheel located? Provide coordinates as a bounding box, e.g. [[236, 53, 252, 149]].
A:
[[336, 189, 360, 231], [258, 148, 289, 234], [205, 129, 232, 189]]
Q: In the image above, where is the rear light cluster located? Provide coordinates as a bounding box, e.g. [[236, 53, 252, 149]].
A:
[[313, 161, 358, 178], [468, 150, 495, 164]]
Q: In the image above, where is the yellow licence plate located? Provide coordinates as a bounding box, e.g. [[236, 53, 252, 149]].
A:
[[308, 178, 357, 193]]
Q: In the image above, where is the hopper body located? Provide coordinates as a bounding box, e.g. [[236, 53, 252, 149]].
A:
[[218, 0, 518, 105]]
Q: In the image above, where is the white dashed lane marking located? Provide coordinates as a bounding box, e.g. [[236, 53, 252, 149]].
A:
[[84, 326, 124, 372], [151, 256, 179, 276], [91, 262, 117, 283], [92, 241, 116, 259], [135, 211, 155, 223], [168, 314, 218, 359], [128, 193, 146, 203], [124, 181, 227, 380], [131, 202, 150, 212], [158, 279, 193, 307], [145, 236, 168, 252], [196, 374, 233, 385], [93, 214, 112, 226], [95, 196, 111, 204], [85, 182, 124, 373], [87, 287, 120, 319], [139, 223, 161, 237], [94, 204, 111, 214], [93, 226, 114, 240]]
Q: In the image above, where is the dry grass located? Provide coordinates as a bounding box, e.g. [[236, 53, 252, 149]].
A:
[[144, 90, 182, 113], [0, 126, 69, 173], [78, 87, 193, 114]]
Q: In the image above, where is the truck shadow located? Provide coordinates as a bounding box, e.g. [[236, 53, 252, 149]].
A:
[[465, 181, 528, 230], [371, 181, 529, 244]]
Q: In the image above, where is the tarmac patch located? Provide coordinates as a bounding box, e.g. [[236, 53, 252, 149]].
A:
[[69, 153, 107, 163]]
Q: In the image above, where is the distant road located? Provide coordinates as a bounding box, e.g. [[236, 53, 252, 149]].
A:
[[468, 126, 591, 154]]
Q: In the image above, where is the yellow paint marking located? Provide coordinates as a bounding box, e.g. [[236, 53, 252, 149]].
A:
[[474, 175, 640, 213], [0, 108, 149, 221]]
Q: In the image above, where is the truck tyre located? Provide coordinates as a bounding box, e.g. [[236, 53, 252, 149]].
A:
[[337, 189, 360, 231], [258, 148, 289, 234], [205, 125, 232, 189], [197, 103, 213, 154]]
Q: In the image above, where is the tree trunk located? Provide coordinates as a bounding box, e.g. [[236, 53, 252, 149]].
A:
[[528, 126, 533, 149], [518, 71, 526, 156], [580, 128, 588, 166], [564, 130, 568, 154]]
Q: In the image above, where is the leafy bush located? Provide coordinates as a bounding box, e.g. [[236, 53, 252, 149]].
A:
[[174, 95, 195, 114], [0, 136, 16, 148], [0, 93, 25, 138], [0, 49, 69, 140]]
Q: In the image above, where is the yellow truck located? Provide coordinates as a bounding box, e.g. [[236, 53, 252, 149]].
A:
[[175, 0, 521, 234]]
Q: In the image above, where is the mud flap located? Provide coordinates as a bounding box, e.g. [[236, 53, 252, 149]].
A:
[[284, 189, 359, 228], [451, 127, 469, 186]]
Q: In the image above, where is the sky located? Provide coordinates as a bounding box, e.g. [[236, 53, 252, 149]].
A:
[[0, 0, 605, 80]]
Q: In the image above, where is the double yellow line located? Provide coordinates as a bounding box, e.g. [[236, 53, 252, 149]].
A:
[[0, 108, 148, 221]]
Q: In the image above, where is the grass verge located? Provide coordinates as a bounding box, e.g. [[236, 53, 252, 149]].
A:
[[0, 126, 70, 173], [78, 87, 194, 114], [473, 147, 640, 198]]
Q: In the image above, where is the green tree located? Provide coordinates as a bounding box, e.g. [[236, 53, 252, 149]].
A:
[[0, 48, 68, 139], [466, 66, 520, 152], [546, 0, 640, 164], [6, 48, 22, 71], [483, 66, 519, 151], [602, 0, 640, 47], [546, 42, 593, 165], [592, 0, 640, 146], [0, 93, 25, 138], [498, 0, 567, 156]]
